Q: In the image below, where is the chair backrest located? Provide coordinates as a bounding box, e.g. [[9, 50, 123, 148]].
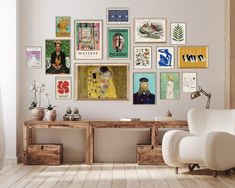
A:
[[187, 108, 235, 136]]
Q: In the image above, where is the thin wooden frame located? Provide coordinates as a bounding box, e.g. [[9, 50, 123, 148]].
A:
[[107, 27, 130, 60], [133, 46, 152, 69], [55, 77, 72, 99], [26, 46, 42, 69], [134, 18, 167, 43], [74, 63, 129, 100], [182, 72, 197, 93], [133, 72, 156, 105], [74, 20, 103, 60], [170, 22, 187, 45], [156, 46, 175, 69], [55, 16, 71, 37], [160, 72, 180, 100], [178, 46, 209, 68], [106, 8, 130, 25]]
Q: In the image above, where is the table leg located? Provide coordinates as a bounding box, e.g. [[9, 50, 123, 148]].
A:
[[86, 126, 90, 165]]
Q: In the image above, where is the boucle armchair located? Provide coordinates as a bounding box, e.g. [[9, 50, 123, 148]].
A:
[[162, 108, 235, 177]]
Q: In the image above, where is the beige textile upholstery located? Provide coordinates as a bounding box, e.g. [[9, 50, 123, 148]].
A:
[[162, 108, 235, 171]]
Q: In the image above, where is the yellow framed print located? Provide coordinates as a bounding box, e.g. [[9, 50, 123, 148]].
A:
[[178, 46, 208, 68]]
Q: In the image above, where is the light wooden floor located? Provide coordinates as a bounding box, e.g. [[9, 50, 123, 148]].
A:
[[1, 163, 235, 188]]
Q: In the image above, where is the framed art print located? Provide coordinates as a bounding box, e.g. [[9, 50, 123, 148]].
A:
[[160, 72, 180, 100], [134, 18, 166, 43], [178, 46, 208, 68], [56, 16, 71, 37], [26, 47, 42, 68], [107, 8, 130, 25], [107, 27, 130, 59], [133, 46, 152, 69], [156, 46, 174, 69], [55, 77, 72, 99], [182, 72, 197, 93], [45, 40, 70, 74], [75, 64, 129, 100], [133, 72, 156, 104], [74, 20, 102, 59], [170, 22, 186, 45]]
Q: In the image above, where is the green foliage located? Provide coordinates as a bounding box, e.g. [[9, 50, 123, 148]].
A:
[[46, 104, 56, 110], [29, 101, 37, 110], [172, 24, 184, 42], [46, 40, 70, 58]]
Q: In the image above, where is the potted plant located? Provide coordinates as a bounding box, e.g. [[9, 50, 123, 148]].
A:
[[29, 80, 45, 121], [44, 93, 57, 121]]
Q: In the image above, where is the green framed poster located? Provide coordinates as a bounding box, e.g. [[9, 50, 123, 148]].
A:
[[107, 27, 130, 59]]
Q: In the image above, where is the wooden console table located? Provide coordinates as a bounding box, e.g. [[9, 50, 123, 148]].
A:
[[23, 120, 90, 165], [89, 120, 187, 164], [23, 120, 187, 165]]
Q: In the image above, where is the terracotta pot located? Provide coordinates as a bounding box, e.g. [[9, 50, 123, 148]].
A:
[[31, 107, 44, 121], [45, 110, 57, 121]]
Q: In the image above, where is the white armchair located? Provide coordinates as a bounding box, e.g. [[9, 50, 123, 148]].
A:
[[162, 108, 235, 177]]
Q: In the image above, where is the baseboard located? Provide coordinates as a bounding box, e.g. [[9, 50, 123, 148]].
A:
[[4, 157, 18, 164]]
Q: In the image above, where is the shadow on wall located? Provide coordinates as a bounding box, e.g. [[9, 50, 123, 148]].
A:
[[0, 84, 5, 170]]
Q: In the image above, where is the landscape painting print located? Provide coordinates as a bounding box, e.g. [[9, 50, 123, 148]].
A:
[[26, 47, 41, 68], [171, 23, 186, 45], [107, 8, 130, 24], [134, 18, 166, 43], [178, 46, 208, 68], [75, 64, 129, 100], [74, 20, 102, 59], [108, 27, 130, 59], [156, 47, 174, 69], [55, 77, 72, 99], [182, 72, 197, 93], [134, 46, 152, 69], [56, 16, 71, 37], [160, 72, 180, 100]]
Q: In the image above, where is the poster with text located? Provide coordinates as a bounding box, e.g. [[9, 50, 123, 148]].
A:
[[108, 27, 130, 59], [74, 20, 102, 59], [55, 77, 72, 99]]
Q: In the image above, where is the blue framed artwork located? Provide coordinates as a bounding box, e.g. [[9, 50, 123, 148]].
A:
[[107, 8, 130, 25], [156, 47, 174, 69], [133, 72, 156, 104]]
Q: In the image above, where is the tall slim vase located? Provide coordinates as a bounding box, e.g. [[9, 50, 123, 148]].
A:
[[0, 85, 5, 170]]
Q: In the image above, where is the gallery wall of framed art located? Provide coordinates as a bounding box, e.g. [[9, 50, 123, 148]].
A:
[[20, 0, 226, 121]]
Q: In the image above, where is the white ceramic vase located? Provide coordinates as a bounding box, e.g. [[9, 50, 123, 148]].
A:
[[45, 110, 57, 121], [31, 107, 44, 121]]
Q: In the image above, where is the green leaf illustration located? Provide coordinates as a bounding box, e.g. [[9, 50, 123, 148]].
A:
[[172, 24, 184, 42]]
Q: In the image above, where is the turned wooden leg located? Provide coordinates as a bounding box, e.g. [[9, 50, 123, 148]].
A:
[[213, 170, 217, 177], [175, 167, 178, 174]]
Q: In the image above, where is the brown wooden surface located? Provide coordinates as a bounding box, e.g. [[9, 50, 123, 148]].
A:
[[27, 144, 63, 165], [23, 120, 187, 165], [137, 145, 164, 165]]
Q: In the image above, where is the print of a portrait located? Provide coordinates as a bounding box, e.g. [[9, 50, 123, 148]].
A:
[[75, 64, 129, 100], [45, 40, 70, 74], [133, 73, 156, 104]]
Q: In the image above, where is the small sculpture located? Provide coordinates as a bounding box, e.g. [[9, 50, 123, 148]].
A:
[[63, 107, 81, 121], [165, 110, 173, 117]]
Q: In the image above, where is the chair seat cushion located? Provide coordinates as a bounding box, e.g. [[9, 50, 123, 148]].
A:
[[178, 136, 206, 164]]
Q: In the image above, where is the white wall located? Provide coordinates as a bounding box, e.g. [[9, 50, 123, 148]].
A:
[[20, 0, 226, 162], [0, 0, 18, 164]]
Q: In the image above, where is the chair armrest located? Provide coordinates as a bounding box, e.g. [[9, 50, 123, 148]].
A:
[[205, 131, 235, 170], [162, 130, 194, 167]]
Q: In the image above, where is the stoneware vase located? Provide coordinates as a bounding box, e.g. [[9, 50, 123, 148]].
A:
[[31, 107, 44, 121], [45, 110, 57, 121]]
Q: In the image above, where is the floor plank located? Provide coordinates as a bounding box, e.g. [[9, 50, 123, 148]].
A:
[[97, 163, 113, 188], [0, 163, 234, 188], [112, 163, 125, 188], [125, 163, 139, 188]]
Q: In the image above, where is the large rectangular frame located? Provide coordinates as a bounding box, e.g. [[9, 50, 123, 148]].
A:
[[74, 63, 129, 100]]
